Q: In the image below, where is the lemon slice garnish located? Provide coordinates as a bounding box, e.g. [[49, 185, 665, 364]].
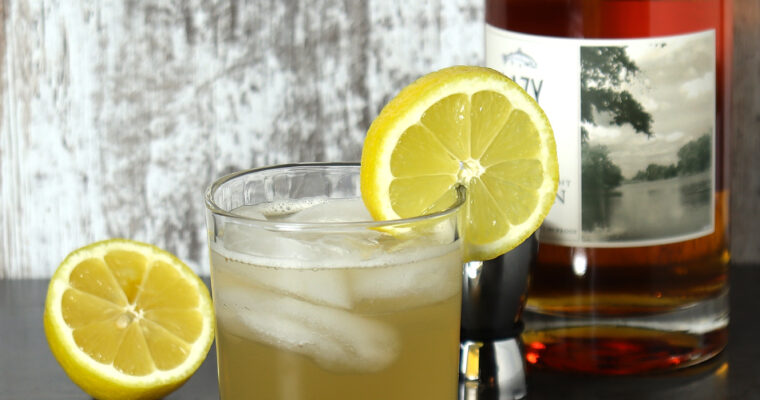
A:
[[361, 66, 559, 261]]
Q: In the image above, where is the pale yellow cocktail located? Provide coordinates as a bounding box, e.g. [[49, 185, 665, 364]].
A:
[[205, 165, 464, 399]]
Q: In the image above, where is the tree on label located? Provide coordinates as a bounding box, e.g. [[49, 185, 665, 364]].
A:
[[677, 134, 711, 175], [580, 46, 654, 231], [580, 46, 654, 193], [580, 46, 653, 143]]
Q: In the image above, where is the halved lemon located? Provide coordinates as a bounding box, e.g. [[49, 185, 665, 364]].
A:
[[361, 66, 558, 261], [43, 239, 214, 400]]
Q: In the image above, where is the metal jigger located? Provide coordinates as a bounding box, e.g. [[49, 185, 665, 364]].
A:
[[459, 234, 537, 400]]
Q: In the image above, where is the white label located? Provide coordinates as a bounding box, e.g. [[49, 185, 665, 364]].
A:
[[486, 26, 716, 247]]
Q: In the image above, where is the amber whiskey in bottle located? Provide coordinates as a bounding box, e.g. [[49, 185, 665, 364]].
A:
[[485, 0, 732, 374]]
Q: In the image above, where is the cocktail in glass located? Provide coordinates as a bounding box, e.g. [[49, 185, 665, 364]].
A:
[[204, 163, 465, 399]]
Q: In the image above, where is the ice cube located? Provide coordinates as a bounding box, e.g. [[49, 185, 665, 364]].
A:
[[349, 244, 462, 312], [304, 231, 387, 263], [222, 222, 321, 261], [215, 284, 400, 373], [211, 250, 354, 309], [282, 197, 372, 223], [222, 217, 380, 265]]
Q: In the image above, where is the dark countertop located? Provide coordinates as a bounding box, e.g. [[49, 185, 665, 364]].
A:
[[1, 265, 758, 399]]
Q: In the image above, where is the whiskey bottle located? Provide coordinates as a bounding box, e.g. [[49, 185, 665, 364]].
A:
[[485, 0, 732, 374]]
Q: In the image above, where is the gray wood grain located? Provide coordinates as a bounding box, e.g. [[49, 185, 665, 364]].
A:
[[0, 1, 757, 278], [0, 0, 483, 278], [730, 0, 760, 265]]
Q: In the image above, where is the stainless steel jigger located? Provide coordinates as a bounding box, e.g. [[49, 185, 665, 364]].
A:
[[459, 234, 537, 400]]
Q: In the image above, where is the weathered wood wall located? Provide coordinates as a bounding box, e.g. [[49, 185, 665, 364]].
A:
[[1, 1, 757, 278], [0, 0, 484, 278], [730, 0, 760, 266]]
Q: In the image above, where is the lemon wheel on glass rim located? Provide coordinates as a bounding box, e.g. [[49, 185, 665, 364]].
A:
[[360, 66, 559, 261]]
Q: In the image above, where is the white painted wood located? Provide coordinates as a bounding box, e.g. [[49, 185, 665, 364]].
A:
[[0, 0, 484, 278]]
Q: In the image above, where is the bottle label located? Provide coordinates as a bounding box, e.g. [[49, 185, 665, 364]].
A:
[[486, 26, 716, 247]]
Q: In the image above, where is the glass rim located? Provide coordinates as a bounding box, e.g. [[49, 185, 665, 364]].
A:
[[204, 162, 466, 231]]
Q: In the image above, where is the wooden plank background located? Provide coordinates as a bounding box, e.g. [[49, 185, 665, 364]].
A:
[[1, 1, 757, 278]]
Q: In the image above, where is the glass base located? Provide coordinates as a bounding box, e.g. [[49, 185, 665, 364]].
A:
[[522, 290, 729, 374], [459, 338, 527, 400]]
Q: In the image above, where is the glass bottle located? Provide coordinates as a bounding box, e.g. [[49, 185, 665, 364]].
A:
[[485, 0, 732, 374]]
